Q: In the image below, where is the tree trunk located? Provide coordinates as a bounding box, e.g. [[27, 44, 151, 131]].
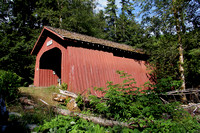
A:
[[172, 0, 187, 103], [54, 107, 139, 129]]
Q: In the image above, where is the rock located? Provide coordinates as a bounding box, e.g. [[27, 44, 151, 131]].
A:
[[52, 93, 68, 102], [9, 112, 22, 117], [188, 103, 196, 106], [24, 106, 34, 110], [19, 97, 35, 106], [29, 85, 35, 87], [26, 124, 38, 131]]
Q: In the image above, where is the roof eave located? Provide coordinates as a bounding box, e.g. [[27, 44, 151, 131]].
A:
[[31, 26, 146, 56], [31, 26, 65, 55]]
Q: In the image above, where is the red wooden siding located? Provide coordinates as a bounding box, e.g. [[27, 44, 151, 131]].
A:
[[39, 69, 59, 86], [61, 46, 69, 87], [65, 47, 149, 97]]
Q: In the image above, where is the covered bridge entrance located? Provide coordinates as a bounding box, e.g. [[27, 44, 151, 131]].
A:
[[31, 26, 150, 96], [39, 47, 62, 86]]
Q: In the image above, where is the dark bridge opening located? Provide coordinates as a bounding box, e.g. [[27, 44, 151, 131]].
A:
[[40, 48, 62, 78]]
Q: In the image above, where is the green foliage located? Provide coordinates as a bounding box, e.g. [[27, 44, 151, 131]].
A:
[[36, 115, 132, 133], [183, 29, 200, 87], [116, 0, 138, 44], [136, 28, 200, 88], [76, 94, 85, 110], [35, 71, 200, 132], [104, 0, 144, 45], [21, 106, 55, 125], [88, 71, 200, 132], [0, 70, 21, 102], [1, 0, 199, 90], [137, 0, 200, 88], [0, 3, 40, 85], [35, 0, 105, 38], [7, 97, 56, 132], [60, 83, 68, 90], [139, 117, 200, 133], [139, 0, 200, 34], [89, 71, 141, 120], [148, 76, 182, 93], [64, 98, 71, 105], [136, 34, 186, 90]]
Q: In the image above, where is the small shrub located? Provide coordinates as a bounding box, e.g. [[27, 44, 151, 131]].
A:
[[60, 82, 68, 90], [62, 98, 71, 106], [88, 71, 200, 132], [89, 70, 142, 120], [76, 94, 85, 110], [0, 70, 21, 102]]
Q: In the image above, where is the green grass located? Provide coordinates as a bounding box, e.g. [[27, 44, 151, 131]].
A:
[[19, 86, 60, 106], [6, 86, 60, 132]]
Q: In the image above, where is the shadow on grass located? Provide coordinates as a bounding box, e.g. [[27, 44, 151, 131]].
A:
[[5, 90, 58, 133]]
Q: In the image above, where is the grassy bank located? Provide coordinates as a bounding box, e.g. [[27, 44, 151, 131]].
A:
[[19, 86, 60, 106], [5, 86, 60, 132]]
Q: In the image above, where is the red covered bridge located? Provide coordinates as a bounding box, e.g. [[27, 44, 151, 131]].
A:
[[31, 26, 150, 96]]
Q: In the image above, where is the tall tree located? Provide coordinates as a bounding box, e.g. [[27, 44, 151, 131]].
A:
[[95, 10, 107, 39], [0, 0, 40, 85], [35, 0, 104, 37], [116, 0, 134, 43], [183, 28, 200, 88], [116, 0, 144, 45], [105, 0, 118, 41], [139, 0, 200, 100], [171, 0, 186, 99]]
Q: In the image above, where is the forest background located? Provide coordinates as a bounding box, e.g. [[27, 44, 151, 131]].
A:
[[0, 0, 200, 91]]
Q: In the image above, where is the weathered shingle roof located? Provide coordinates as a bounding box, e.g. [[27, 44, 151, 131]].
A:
[[45, 26, 143, 54]]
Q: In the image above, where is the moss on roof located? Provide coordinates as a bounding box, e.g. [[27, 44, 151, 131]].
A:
[[46, 26, 144, 54]]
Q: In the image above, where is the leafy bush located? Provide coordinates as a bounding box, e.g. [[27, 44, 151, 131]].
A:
[[36, 115, 133, 133], [0, 70, 21, 102], [147, 76, 182, 93], [76, 94, 85, 110], [88, 71, 200, 132], [89, 70, 145, 120]]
